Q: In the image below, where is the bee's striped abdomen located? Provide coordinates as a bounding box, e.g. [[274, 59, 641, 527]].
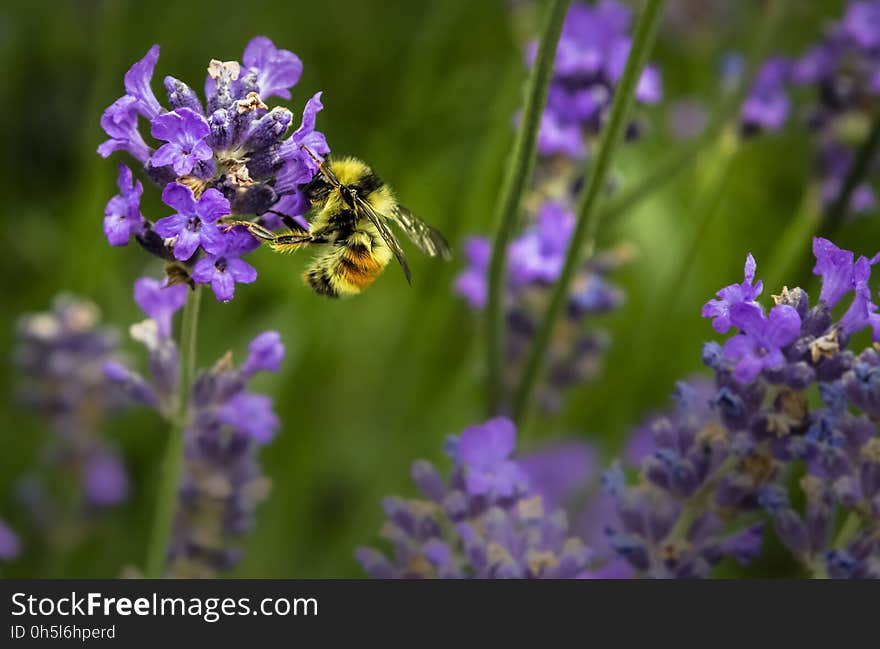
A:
[[303, 232, 391, 298]]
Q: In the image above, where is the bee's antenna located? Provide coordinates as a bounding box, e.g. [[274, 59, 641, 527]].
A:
[[301, 144, 340, 188]]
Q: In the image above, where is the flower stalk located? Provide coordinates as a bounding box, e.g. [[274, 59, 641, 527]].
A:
[[512, 0, 666, 424], [144, 284, 201, 578], [486, 0, 572, 415]]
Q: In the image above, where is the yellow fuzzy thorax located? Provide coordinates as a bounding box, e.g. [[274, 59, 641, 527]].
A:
[[315, 157, 396, 216], [328, 157, 372, 185]]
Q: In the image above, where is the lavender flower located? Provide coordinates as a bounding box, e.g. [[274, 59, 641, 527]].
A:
[[14, 297, 130, 511], [455, 215, 627, 413], [189, 226, 259, 302], [357, 418, 591, 579], [150, 108, 213, 177], [455, 2, 656, 413], [688, 239, 880, 576], [103, 163, 145, 246], [531, 0, 662, 157], [0, 518, 21, 561], [743, 2, 880, 216], [740, 58, 791, 134], [98, 37, 330, 301], [108, 277, 284, 576]]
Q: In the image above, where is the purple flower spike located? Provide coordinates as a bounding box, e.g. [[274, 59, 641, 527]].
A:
[[217, 393, 280, 443], [124, 45, 163, 120], [150, 108, 213, 176], [190, 226, 259, 302], [0, 518, 20, 560], [133, 277, 188, 339], [457, 417, 528, 498], [155, 183, 230, 261], [103, 163, 145, 246], [243, 36, 303, 100], [723, 302, 801, 383], [97, 95, 151, 163], [241, 331, 285, 378], [702, 253, 764, 333], [741, 58, 791, 133], [454, 237, 491, 309]]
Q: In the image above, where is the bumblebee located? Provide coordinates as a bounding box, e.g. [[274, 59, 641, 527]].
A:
[[226, 148, 451, 297]]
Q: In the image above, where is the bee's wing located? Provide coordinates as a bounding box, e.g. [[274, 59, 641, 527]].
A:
[[389, 205, 452, 261], [354, 195, 412, 285]]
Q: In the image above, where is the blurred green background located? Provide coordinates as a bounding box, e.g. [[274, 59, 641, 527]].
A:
[[0, 0, 872, 577]]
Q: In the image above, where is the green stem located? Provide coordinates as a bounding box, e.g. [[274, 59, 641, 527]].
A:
[[665, 455, 739, 543], [144, 285, 202, 578], [486, 0, 572, 416], [511, 0, 666, 425]]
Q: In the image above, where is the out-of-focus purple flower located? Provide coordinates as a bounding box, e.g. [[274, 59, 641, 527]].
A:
[[741, 58, 791, 133], [358, 417, 592, 579], [112, 279, 285, 576], [217, 393, 280, 444], [518, 441, 596, 509], [242, 36, 303, 101], [155, 183, 229, 261], [702, 253, 764, 334], [529, 0, 662, 156], [457, 417, 528, 498], [103, 163, 145, 246], [537, 111, 585, 158], [133, 277, 188, 339], [241, 331, 285, 378], [83, 452, 130, 507], [509, 201, 575, 286], [454, 237, 491, 309], [842, 1, 880, 50], [0, 519, 20, 560], [150, 108, 213, 177], [14, 296, 131, 519]]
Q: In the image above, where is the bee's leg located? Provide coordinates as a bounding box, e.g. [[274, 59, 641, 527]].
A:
[[221, 220, 279, 242], [262, 209, 306, 233]]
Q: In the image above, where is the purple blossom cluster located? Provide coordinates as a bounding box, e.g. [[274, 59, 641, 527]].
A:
[[596, 237, 880, 578], [740, 1, 878, 215], [104, 279, 284, 576], [14, 297, 130, 511], [530, 0, 662, 158], [357, 417, 592, 578], [455, 203, 627, 412], [99, 37, 329, 302]]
